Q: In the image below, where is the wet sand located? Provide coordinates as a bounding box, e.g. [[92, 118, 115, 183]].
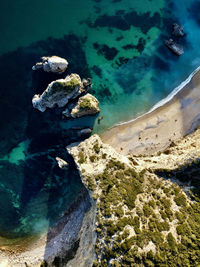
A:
[[101, 68, 200, 156]]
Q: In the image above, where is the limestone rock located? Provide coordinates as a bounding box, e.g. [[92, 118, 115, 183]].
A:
[[70, 93, 100, 118], [56, 157, 69, 170], [32, 56, 68, 74], [32, 74, 82, 112]]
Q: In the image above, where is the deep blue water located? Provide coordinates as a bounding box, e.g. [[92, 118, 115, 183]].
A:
[[0, 0, 200, 246]]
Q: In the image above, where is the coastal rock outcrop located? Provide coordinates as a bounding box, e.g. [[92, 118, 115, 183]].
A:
[[56, 157, 69, 169], [172, 23, 184, 37], [32, 74, 82, 112], [67, 134, 132, 194], [67, 132, 200, 266], [164, 39, 184, 55], [32, 56, 68, 73], [70, 93, 100, 118]]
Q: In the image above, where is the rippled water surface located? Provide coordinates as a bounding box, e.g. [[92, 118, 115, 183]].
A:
[[0, 0, 200, 244]]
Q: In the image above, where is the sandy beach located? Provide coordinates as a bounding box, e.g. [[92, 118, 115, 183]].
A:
[[101, 67, 200, 156]]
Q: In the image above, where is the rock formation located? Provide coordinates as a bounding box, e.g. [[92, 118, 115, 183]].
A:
[[70, 93, 100, 118], [32, 56, 68, 73], [32, 73, 82, 112], [164, 39, 184, 55], [172, 23, 184, 37], [56, 157, 69, 169], [67, 131, 200, 266]]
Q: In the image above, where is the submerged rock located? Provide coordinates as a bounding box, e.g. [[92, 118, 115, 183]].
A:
[[164, 39, 184, 55], [62, 108, 71, 118], [97, 116, 103, 124], [32, 56, 68, 73], [70, 93, 100, 118], [32, 73, 82, 112], [56, 157, 69, 169], [172, 23, 184, 37], [78, 128, 93, 137]]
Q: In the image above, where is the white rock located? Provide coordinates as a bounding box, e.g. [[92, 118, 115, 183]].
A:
[[32, 74, 81, 112], [71, 93, 100, 118], [56, 157, 69, 170], [32, 56, 68, 74]]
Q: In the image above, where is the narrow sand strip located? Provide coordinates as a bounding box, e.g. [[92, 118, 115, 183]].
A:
[[101, 69, 200, 155]]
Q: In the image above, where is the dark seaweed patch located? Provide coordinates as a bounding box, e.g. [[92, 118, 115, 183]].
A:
[[153, 56, 170, 71], [124, 11, 161, 33], [94, 14, 130, 30], [188, 2, 200, 26], [93, 43, 119, 60], [115, 10, 125, 16], [122, 38, 146, 53], [136, 38, 146, 53], [116, 36, 123, 41], [94, 5, 101, 14], [115, 57, 129, 67], [96, 85, 112, 101], [94, 10, 161, 33], [91, 65, 102, 77], [122, 44, 135, 50]]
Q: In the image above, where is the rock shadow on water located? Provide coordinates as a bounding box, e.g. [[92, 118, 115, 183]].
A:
[[0, 33, 96, 261]]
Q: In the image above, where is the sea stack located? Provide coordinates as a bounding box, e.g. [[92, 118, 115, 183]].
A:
[[32, 73, 82, 112], [32, 55, 69, 74], [70, 93, 100, 118]]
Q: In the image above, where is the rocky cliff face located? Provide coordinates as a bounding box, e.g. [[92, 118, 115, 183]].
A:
[[67, 131, 200, 266]]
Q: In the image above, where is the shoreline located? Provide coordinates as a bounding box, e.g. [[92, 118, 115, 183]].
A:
[[101, 66, 200, 155]]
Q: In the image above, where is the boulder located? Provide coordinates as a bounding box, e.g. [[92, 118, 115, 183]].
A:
[[172, 23, 184, 37], [55, 157, 69, 169], [164, 39, 184, 56], [32, 56, 68, 74], [70, 93, 100, 118], [78, 128, 92, 137], [32, 74, 82, 112]]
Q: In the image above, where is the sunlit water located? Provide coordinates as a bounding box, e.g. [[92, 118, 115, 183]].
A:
[[0, 0, 200, 245]]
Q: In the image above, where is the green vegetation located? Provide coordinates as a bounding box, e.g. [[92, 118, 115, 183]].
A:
[[174, 193, 187, 206], [76, 143, 200, 266], [89, 155, 97, 162], [40, 261, 48, 267], [51, 77, 80, 94], [79, 98, 93, 110], [78, 151, 85, 164], [93, 142, 101, 154]]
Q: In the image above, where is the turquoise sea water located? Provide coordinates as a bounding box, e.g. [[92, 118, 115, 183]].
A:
[[0, 0, 200, 246]]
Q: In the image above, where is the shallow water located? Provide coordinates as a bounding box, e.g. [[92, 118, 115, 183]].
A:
[[0, 0, 200, 245]]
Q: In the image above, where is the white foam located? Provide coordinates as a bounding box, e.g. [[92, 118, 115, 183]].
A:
[[114, 66, 200, 127]]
